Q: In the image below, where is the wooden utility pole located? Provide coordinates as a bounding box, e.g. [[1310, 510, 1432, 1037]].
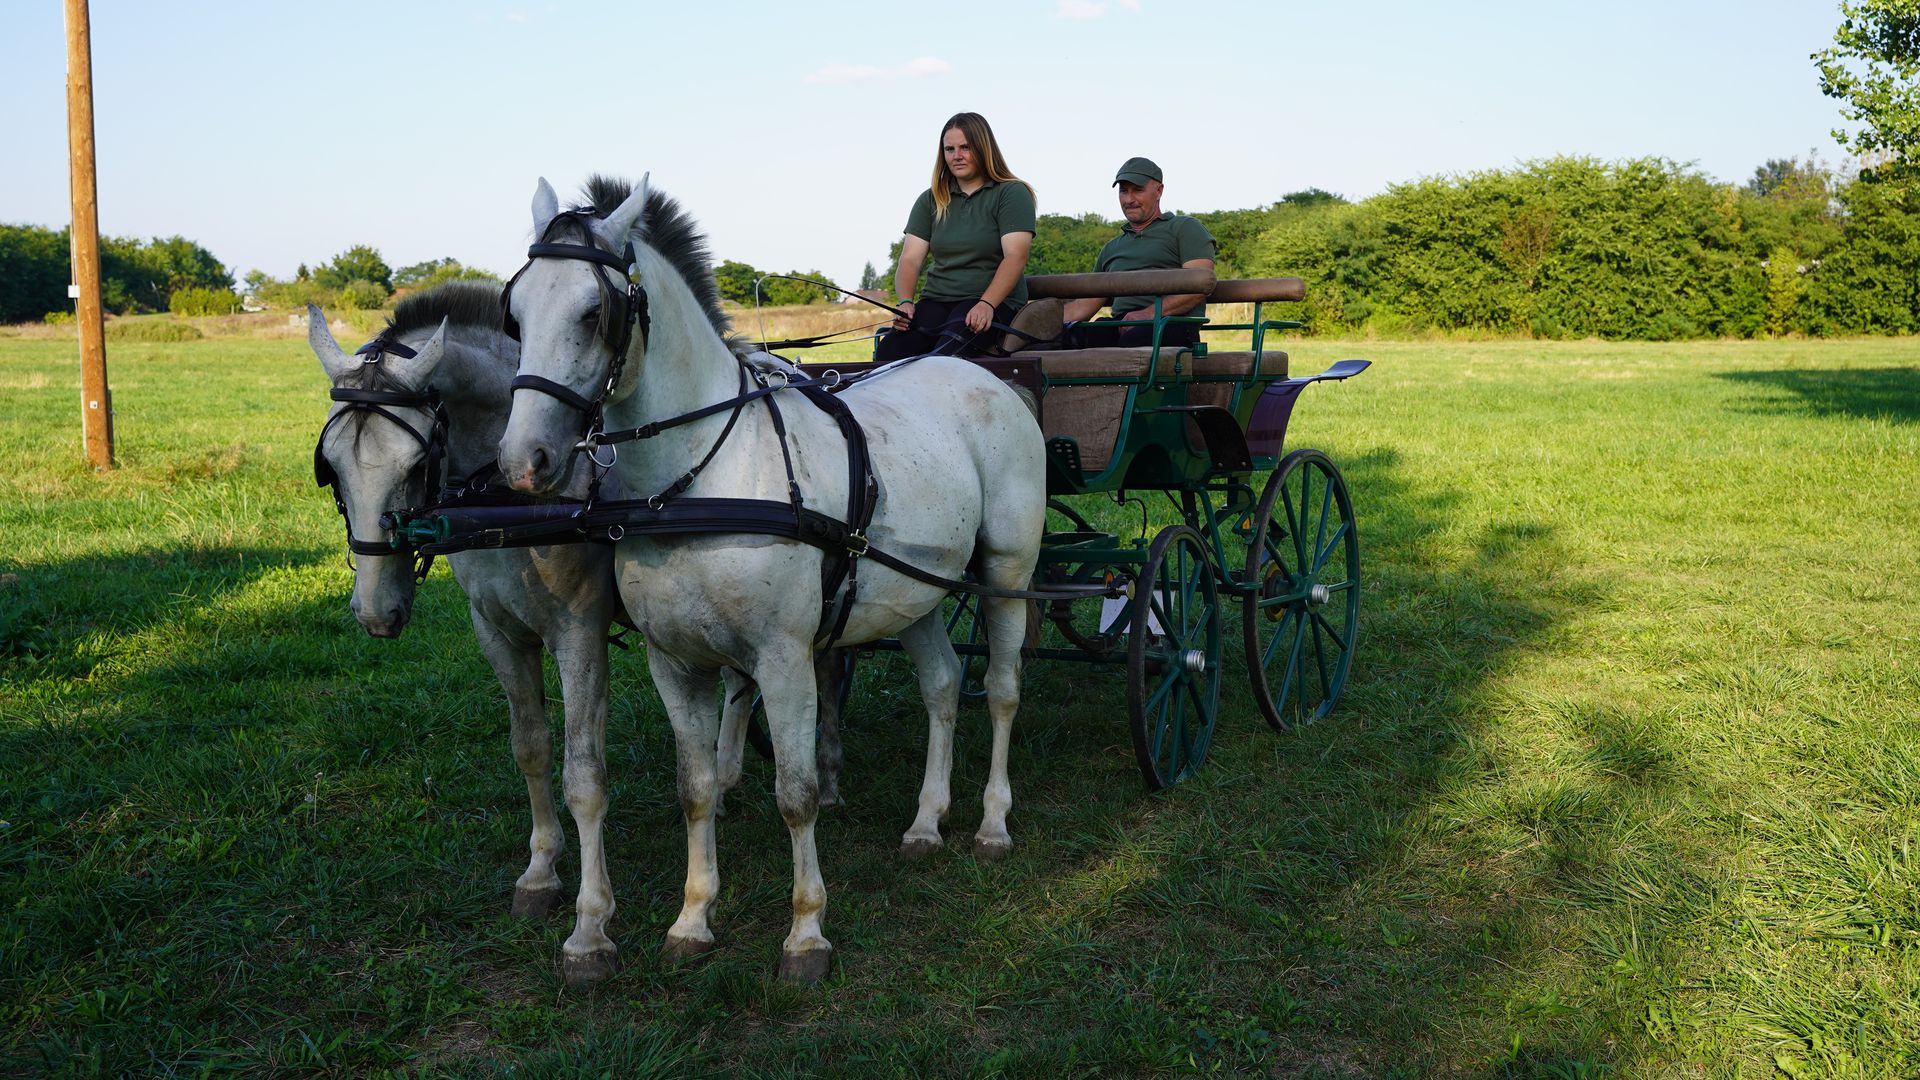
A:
[[66, 0, 113, 470]]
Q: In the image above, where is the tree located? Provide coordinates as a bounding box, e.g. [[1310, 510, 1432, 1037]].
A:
[[1814, 0, 1920, 175], [314, 245, 392, 293], [393, 257, 500, 291], [713, 259, 758, 305], [1747, 156, 1831, 199], [858, 261, 881, 291], [0, 224, 70, 323]]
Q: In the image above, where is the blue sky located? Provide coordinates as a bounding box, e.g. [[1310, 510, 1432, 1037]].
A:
[[0, 1, 1853, 291]]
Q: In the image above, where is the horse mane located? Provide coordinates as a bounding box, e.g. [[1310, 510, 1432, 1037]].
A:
[[574, 175, 744, 351], [377, 279, 505, 346]]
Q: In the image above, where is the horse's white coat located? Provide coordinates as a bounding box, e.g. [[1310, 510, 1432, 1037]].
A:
[[496, 178, 1047, 979], [309, 306, 777, 984]]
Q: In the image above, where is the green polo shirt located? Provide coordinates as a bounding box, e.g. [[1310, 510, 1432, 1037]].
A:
[[1094, 213, 1216, 319], [904, 179, 1037, 307]]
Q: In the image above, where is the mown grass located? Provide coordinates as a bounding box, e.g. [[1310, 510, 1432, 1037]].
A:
[[2, 332, 1917, 1078]]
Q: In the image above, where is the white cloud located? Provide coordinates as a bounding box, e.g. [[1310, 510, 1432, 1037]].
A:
[[1056, 0, 1106, 18], [805, 56, 952, 86], [1115, 0, 1141, 9]]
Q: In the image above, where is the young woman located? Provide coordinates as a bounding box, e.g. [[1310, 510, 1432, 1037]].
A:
[[876, 112, 1035, 361]]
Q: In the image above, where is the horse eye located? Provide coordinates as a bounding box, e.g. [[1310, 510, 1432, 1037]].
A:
[[580, 307, 601, 324]]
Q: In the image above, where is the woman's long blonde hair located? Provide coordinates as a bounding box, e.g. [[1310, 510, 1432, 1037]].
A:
[[931, 112, 1025, 221]]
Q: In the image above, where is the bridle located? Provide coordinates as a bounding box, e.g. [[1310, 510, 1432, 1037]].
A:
[[499, 208, 651, 444], [312, 337, 448, 581], [499, 206, 762, 510]]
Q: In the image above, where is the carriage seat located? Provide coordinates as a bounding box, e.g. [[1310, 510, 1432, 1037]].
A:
[[1001, 348, 1288, 473]]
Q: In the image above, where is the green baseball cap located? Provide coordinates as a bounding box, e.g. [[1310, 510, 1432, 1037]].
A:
[[1113, 156, 1162, 187]]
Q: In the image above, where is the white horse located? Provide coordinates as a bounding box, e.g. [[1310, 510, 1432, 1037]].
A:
[[495, 176, 1047, 982], [309, 284, 821, 987]]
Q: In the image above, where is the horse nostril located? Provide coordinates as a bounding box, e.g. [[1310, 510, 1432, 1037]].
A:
[[529, 447, 550, 481]]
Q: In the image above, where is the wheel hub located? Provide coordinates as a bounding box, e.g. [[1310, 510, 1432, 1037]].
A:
[[1182, 649, 1208, 674]]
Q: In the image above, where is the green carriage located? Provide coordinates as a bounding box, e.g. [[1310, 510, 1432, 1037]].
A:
[[873, 267, 1370, 789]]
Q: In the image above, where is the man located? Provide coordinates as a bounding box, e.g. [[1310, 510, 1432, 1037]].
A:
[[1059, 157, 1216, 348]]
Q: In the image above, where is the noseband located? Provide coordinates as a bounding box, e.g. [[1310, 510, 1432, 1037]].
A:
[[499, 209, 651, 424], [313, 337, 448, 580]]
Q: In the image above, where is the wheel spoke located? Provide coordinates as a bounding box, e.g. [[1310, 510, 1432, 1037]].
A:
[[1280, 485, 1306, 572], [1313, 468, 1333, 565], [1312, 521, 1350, 576], [1261, 605, 1301, 668], [1145, 666, 1179, 714], [1311, 609, 1351, 651], [1311, 614, 1332, 699]]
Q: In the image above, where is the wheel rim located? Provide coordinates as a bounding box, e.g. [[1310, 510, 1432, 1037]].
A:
[[1243, 449, 1359, 731], [1128, 525, 1223, 789]]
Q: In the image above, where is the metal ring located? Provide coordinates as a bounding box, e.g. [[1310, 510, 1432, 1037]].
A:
[[646, 494, 665, 511], [606, 525, 625, 541], [822, 369, 841, 387], [588, 441, 618, 469]]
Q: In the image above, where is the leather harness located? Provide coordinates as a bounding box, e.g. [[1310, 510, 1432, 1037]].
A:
[[316, 217, 1114, 646]]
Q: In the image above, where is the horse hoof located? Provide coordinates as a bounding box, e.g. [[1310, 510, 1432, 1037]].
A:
[[819, 787, 842, 809], [562, 947, 619, 989], [663, 934, 717, 965], [511, 886, 563, 918], [973, 837, 1013, 862], [776, 945, 833, 984], [899, 836, 942, 861]]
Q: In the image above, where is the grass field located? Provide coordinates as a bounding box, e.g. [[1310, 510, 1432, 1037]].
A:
[[2, 326, 1917, 1077]]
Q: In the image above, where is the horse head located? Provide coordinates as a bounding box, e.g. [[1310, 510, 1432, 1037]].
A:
[[309, 307, 451, 637], [497, 175, 651, 495]]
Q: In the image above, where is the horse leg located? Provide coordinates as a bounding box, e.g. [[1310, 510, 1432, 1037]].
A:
[[757, 648, 832, 982], [815, 648, 846, 807], [715, 668, 754, 817], [973, 589, 1031, 862], [553, 632, 616, 987], [471, 615, 565, 917], [896, 612, 962, 860], [651, 648, 724, 963]]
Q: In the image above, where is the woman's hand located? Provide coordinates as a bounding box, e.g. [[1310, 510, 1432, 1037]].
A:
[[893, 300, 915, 332], [965, 300, 994, 333]]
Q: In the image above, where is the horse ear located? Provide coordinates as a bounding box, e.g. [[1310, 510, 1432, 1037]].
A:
[[532, 177, 560, 235], [308, 305, 353, 381], [603, 172, 650, 246], [412, 318, 450, 370]]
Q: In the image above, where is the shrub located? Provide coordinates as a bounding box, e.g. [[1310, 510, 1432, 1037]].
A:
[[105, 319, 203, 342], [42, 309, 74, 325], [168, 286, 241, 317], [337, 279, 388, 311]]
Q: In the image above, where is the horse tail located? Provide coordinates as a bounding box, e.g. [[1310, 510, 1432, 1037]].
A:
[[1006, 382, 1039, 421]]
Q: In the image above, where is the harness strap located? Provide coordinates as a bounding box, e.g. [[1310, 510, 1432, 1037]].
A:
[[510, 374, 599, 414], [407, 497, 1118, 603]]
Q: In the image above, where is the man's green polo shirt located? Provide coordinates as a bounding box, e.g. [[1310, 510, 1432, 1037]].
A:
[[904, 179, 1037, 307], [1094, 213, 1216, 319]]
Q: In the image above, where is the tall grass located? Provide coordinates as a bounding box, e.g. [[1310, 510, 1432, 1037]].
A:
[[2, 334, 1917, 1076]]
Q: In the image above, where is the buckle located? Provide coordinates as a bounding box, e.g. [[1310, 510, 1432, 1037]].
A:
[[846, 531, 870, 557]]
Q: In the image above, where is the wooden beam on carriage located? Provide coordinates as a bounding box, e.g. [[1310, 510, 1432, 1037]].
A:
[[65, 0, 113, 471]]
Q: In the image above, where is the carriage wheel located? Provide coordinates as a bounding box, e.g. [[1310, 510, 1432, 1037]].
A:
[[1127, 524, 1223, 790], [1046, 498, 1095, 534], [1244, 449, 1359, 731], [942, 592, 988, 703]]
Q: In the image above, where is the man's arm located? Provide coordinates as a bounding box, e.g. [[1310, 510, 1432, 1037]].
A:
[[1061, 295, 1110, 322], [1121, 258, 1215, 320]]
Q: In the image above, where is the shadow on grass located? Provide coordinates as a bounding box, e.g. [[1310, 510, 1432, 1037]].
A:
[[1715, 366, 1920, 423], [0, 439, 1686, 1076]]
